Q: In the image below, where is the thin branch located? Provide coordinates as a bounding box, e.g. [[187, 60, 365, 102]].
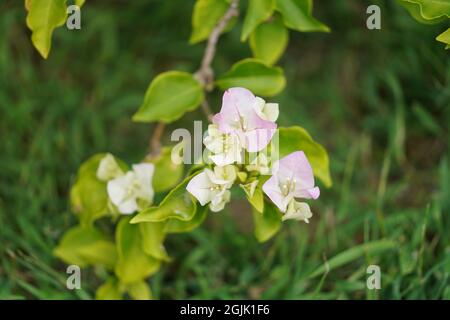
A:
[[148, 0, 239, 157], [195, 0, 239, 117], [148, 122, 165, 158]]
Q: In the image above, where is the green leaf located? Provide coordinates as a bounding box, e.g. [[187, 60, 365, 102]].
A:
[[71, 154, 127, 226], [149, 146, 184, 192], [252, 201, 282, 242], [397, 0, 447, 24], [250, 17, 289, 66], [276, 126, 332, 187], [26, 0, 67, 59], [402, 0, 450, 20], [115, 217, 161, 284], [275, 0, 329, 32], [216, 58, 286, 97], [96, 278, 123, 300], [133, 71, 204, 123], [75, 0, 86, 6], [164, 205, 209, 234], [54, 226, 117, 269], [130, 176, 196, 224], [308, 240, 397, 278], [127, 280, 152, 300], [241, 0, 275, 41], [139, 222, 170, 261], [190, 0, 236, 44], [436, 28, 450, 49], [240, 179, 266, 213]]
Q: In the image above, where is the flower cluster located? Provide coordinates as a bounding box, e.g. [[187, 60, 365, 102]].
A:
[[187, 87, 320, 222], [96, 153, 155, 215]]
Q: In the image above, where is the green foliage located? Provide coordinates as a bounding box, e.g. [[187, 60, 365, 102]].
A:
[[275, 0, 329, 32], [249, 17, 289, 66], [216, 58, 286, 96], [252, 201, 282, 242], [131, 176, 197, 224], [240, 179, 265, 213], [115, 217, 161, 284], [436, 28, 450, 49], [96, 278, 123, 300], [277, 126, 332, 188], [25, 0, 67, 59], [308, 240, 397, 278], [241, 0, 275, 41], [190, 0, 236, 44], [139, 222, 170, 261], [163, 205, 209, 234], [133, 71, 204, 123], [149, 146, 184, 193], [398, 0, 450, 48], [53, 226, 117, 268]]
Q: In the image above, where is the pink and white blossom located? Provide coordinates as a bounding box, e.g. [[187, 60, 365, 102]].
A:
[[262, 151, 319, 213]]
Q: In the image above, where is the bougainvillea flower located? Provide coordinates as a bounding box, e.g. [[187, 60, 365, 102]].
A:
[[107, 163, 155, 214], [96, 153, 124, 181], [253, 97, 279, 122], [186, 165, 236, 212], [204, 124, 243, 166], [283, 200, 313, 223], [212, 87, 277, 152], [246, 153, 271, 175], [262, 151, 320, 213]]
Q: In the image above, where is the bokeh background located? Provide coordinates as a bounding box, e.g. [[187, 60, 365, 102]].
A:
[[1, 0, 449, 299]]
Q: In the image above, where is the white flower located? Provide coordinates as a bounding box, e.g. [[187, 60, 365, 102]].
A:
[[246, 153, 270, 175], [283, 200, 313, 223], [96, 153, 124, 181], [253, 97, 279, 122], [107, 163, 155, 215], [186, 165, 236, 212], [204, 124, 243, 166]]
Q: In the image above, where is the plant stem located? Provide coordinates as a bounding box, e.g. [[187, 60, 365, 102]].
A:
[[195, 0, 239, 119], [148, 122, 165, 158]]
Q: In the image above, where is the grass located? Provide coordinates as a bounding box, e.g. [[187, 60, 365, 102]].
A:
[[0, 0, 449, 299]]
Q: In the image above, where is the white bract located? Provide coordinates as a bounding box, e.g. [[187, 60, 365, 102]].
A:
[[283, 200, 313, 223], [96, 153, 124, 181], [246, 153, 270, 175], [253, 97, 279, 122], [186, 165, 236, 212], [106, 163, 155, 215], [204, 124, 243, 166]]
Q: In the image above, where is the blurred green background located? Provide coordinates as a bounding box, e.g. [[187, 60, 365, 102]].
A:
[[0, 0, 449, 299]]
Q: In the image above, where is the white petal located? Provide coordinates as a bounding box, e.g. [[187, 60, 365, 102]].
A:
[[117, 198, 138, 215], [97, 153, 124, 181], [263, 103, 279, 122], [186, 172, 214, 206], [283, 201, 313, 222], [133, 163, 155, 203], [107, 176, 128, 206]]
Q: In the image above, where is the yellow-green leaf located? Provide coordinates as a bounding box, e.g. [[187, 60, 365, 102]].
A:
[[149, 146, 184, 192], [127, 280, 152, 300], [241, 0, 275, 41], [276, 126, 332, 187], [96, 278, 123, 300], [139, 222, 170, 261], [250, 17, 289, 66], [252, 201, 282, 242], [54, 226, 117, 269], [436, 28, 450, 49], [115, 217, 161, 284], [26, 0, 68, 59], [164, 204, 209, 234], [190, 0, 236, 44], [133, 71, 204, 123], [216, 58, 286, 97], [275, 0, 329, 32], [131, 176, 197, 224]]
